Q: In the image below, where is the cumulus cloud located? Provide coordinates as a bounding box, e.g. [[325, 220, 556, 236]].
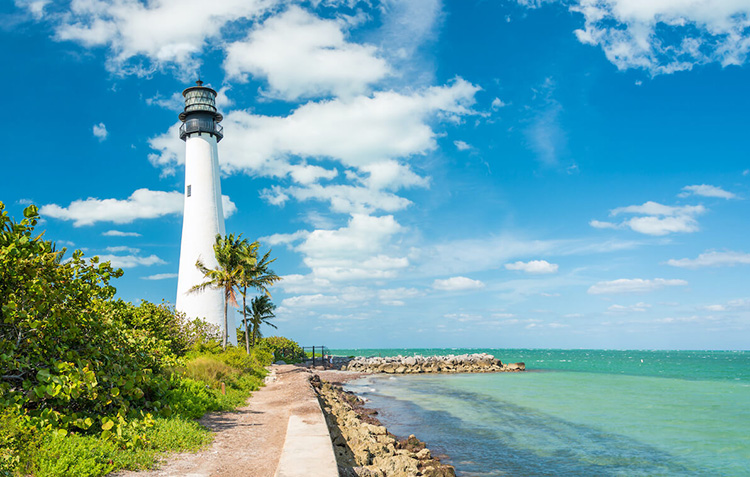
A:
[[588, 278, 688, 295], [679, 184, 737, 199], [94, 253, 166, 269], [561, 0, 750, 75], [141, 273, 178, 280], [102, 230, 141, 237], [378, 287, 421, 306], [272, 214, 408, 281], [454, 140, 471, 151], [224, 6, 389, 100], [666, 250, 750, 268], [28, 0, 272, 75], [491, 97, 506, 110], [432, 276, 486, 291], [591, 201, 706, 236], [148, 78, 480, 177], [40, 189, 235, 226], [505, 260, 559, 274], [92, 122, 108, 141], [607, 302, 651, 313], [222, 195, 237, 218], [281, 294, 341, 308]]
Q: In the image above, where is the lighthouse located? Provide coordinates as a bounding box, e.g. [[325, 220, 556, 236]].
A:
[[175, 81, 236, 345]]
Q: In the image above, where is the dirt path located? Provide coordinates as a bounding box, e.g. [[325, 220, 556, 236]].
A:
[[113, 365, 365, 477]]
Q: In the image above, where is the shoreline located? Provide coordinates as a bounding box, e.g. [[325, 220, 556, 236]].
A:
[[312, 369, 456, 477]]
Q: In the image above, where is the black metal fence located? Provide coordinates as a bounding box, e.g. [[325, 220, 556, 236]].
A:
[[302, 346, 331, 368]]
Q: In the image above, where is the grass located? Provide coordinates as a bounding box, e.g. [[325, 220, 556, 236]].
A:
[[30, 418, 210, 477], [4, 349, 268, 477]]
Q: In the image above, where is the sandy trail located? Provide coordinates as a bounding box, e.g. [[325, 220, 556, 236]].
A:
[[113, 365, 364, 477]]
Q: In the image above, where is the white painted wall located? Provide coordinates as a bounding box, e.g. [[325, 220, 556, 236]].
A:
[[175, 132, 237, 345]]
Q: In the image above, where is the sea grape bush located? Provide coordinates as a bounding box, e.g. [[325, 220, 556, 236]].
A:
[[260, 336, 306, 362], [0, 202, 273, 475]]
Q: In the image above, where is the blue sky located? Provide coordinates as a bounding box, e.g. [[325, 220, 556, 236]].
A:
[[2, 0, 749, 349]]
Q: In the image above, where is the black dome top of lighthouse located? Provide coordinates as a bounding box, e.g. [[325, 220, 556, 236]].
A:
[[178, 80, 224, 142], [178, 80, 224, 123]]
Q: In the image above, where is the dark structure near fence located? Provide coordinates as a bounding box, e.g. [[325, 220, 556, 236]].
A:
[[274, 345, 332, 368]]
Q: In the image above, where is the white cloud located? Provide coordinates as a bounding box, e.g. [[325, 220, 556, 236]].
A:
[[291, 214, 408, 281], [141, 273, 178, 280], [588, 278, 688, 295], [95, 253, 166, 269], [592, 201, 706, 236], [105, 245, 140, 254], [703, 304, 726, 312], [40, 188, 235, 226], [505, 260, 559, 274], [432, 276, 486, 291], [222, 195, 237, 218], [41, 189, 183, 226], [281, 294, 341, 308], [525, 78, 566, 166], [224, 6, 389, 100], [275, 274, 331, 294], [262, 230, 311, 247], [33, 0, 273, 75], [92, 122, 108, 141], [562, 0, 750, 75], [625, 215, 700, 235], [666, 250, 750, 268], [607, 302, 651, 313], [491, 97, 506, 110], [148, 78, 480, 177], [265, 183, 413, 214], [454, 140, 471, 151], [589, 219, 621, 229], [679, 184, 737, 199], [102, 230, 141, 237], [378, 287, 420, 306], [610, 202, 705, 217]]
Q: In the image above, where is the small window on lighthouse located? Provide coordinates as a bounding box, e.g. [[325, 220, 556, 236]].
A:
[[187, 185, 192, 197]]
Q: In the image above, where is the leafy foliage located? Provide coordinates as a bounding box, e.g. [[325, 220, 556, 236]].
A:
[[260, 336, 306, 362], [0, 202, 278, 476], [242, 295, 277, 347], [190, 234, 248, 349]]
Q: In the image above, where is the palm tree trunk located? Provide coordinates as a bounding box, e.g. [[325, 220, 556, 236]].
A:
[[223, 287, 229, 349], [242, 287, 250, 354]]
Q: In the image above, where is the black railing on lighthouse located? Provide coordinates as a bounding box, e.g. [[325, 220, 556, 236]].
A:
[[179, 118, 224, 142]]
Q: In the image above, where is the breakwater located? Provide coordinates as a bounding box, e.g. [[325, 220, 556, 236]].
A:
[[312, 375, 455, 477], [343, 353, 525, 374]]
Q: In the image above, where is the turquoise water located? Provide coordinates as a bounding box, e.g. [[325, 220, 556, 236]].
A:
[[334, 349, 750, 476]]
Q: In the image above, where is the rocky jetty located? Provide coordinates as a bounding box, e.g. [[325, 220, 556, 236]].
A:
[[344, 353, 525, 374], [312, 375, 455, 477]]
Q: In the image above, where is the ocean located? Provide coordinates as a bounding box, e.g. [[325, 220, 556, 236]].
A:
[[331, 349, 750, 476]]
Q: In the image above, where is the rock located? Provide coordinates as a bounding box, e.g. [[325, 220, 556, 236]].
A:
[[416, 448, 431, 460], [347, 353, 518, 375]]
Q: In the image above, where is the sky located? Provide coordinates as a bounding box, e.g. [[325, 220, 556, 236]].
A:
[[2, 0, 749, 350]]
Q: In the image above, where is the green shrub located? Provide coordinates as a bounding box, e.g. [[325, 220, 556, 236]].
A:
[[259, 336, 305, 362], [0, 203, 286, 476], [182, 357, 241, 389]]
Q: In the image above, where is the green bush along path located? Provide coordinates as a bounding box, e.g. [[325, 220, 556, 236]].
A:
[[0, 202, 291, 476]]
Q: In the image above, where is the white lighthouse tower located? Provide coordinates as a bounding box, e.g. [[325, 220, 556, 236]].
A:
[[175, 80, 236, 345]]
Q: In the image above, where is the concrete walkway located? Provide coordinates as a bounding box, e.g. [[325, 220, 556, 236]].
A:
[[113, 365, 339, 477], [274, 407, 339, 476]]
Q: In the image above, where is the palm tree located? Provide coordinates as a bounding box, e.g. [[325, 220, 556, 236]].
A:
[[242, 295, 277, 347], [238, 244, 280, 353], [189, 234, 248, 349]]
